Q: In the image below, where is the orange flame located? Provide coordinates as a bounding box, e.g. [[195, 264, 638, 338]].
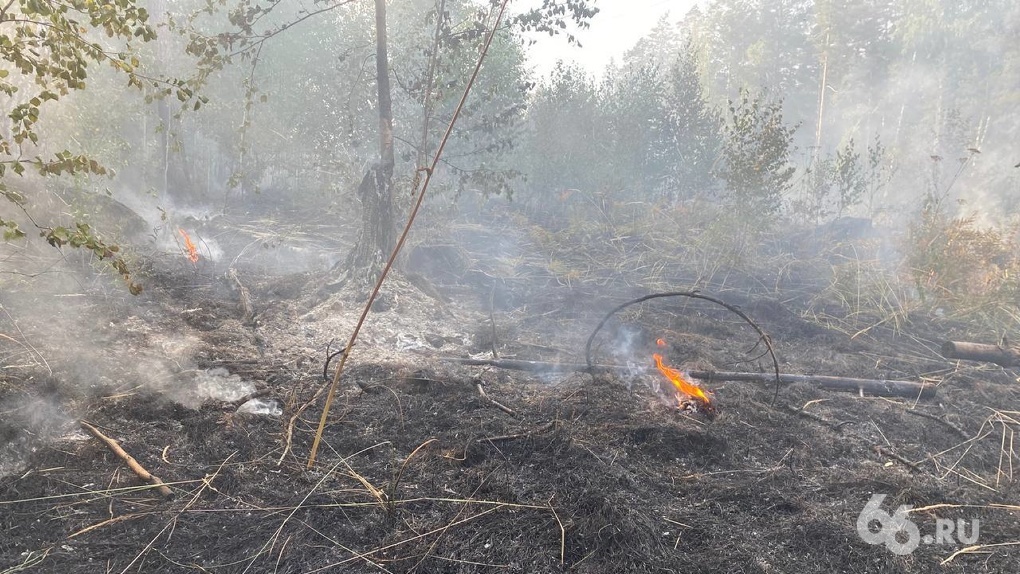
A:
[[178, 228, 199, 263], [652, 353, 712, 405], [652, 338, 712, 408]]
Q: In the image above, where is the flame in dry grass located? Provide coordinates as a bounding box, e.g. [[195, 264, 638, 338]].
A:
[[653, 338, 713, 407], [178, 228, 199, 263]]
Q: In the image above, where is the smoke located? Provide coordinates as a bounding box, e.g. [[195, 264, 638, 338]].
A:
[[179, 367, 255, 408], [0, 395, 73, 477], [0, 249, 253, 477], [604, 324, 657, 392]]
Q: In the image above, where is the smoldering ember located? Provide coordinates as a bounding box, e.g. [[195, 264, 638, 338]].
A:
[[2, 1, 1020, 573]]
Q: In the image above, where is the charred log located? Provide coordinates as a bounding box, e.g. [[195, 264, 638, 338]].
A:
[[940, 340, 1020, 367], [439, 357, 936, 399]]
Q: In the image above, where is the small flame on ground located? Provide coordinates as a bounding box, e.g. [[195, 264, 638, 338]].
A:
[[652, 353, 712, 405], [179, 228, 199, 263], [652, 338, 713, 411]]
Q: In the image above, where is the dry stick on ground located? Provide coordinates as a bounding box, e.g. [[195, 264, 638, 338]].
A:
[[695, 370, 936, 400], [472, 366, 516, 415], [942, 541, 1020, 565], [547, 495, 565, 566], [302, 0, 512, 470], [309, 506, 507, 572], [440, 357, 937, 400], [476, 380, 516, 415], [583, 291, 783, 404], [781, 404, 847, 431], [0, 329, 51, 375], [408, 469, 498, 572], [388, 439, 437, 508], [80, 421, 173, 499], [450, 421, 558, 462], [874, 445, 923, 472], [905, 408, 969, 438]]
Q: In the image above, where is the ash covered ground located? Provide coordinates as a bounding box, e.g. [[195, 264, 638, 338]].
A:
[[2, 196, 1019, 573]]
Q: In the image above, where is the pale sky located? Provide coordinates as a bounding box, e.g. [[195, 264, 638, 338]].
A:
[[521, 0, 703, 78]]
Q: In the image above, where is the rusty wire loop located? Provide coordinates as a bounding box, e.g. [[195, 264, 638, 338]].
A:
[[583, 291, 783, 406]]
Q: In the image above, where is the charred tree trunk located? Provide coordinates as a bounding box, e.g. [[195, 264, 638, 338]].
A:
[[373, 0, 395, 179], [150, 0, 196, 205], [340, 0, 397, 287]]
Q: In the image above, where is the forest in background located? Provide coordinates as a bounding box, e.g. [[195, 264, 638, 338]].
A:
[[3, 3, 1020, 570], [1, 0, 1019, 318]]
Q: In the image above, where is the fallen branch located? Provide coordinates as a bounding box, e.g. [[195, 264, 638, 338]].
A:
[[905, 408, 969, 439], [692, 370, 936, 400], [941, 340, 1020, 367], [439, 357, 936, 399], [874, 445, 922, 473], [476, 381, 515, 416], [441, 357, 606, 373], [80, 421, 173, 498]]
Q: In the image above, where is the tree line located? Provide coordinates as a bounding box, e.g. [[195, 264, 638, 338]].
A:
[[1, 0, 1017, 287]]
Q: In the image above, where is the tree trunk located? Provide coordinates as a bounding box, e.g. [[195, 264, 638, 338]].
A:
[[150, 0, 196, 206], [813, 30, 829, 164], [342, 0, 397, 287]]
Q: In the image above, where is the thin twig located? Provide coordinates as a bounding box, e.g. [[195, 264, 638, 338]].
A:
[[118, 454, 234, 574], [0, 306, 51, 375], [905, 408, 969, 439], [941, 541, 1020, 565], [874, 445, 922, 473], [388, 439, 437, 509], [249, 442, 391, 573], [547, 496, 565, 566], [476, 382, 515, 416], [227, 267, 256, 325]]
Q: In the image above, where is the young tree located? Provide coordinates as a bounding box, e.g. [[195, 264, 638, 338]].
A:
[[0, 0, 199, 292], [659, 41, 721, 202], [180, 0, 597, 285], [833, 138, 867, 217], [600, 62, 669, 197], [716, 88, 797, 225], [519, 62, 602, 199]]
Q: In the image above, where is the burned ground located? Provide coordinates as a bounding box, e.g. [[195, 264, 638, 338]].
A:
[[2, 202, 1019, 573]]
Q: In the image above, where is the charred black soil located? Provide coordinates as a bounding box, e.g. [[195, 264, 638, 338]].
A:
[[2, 207, 1019, 573]]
